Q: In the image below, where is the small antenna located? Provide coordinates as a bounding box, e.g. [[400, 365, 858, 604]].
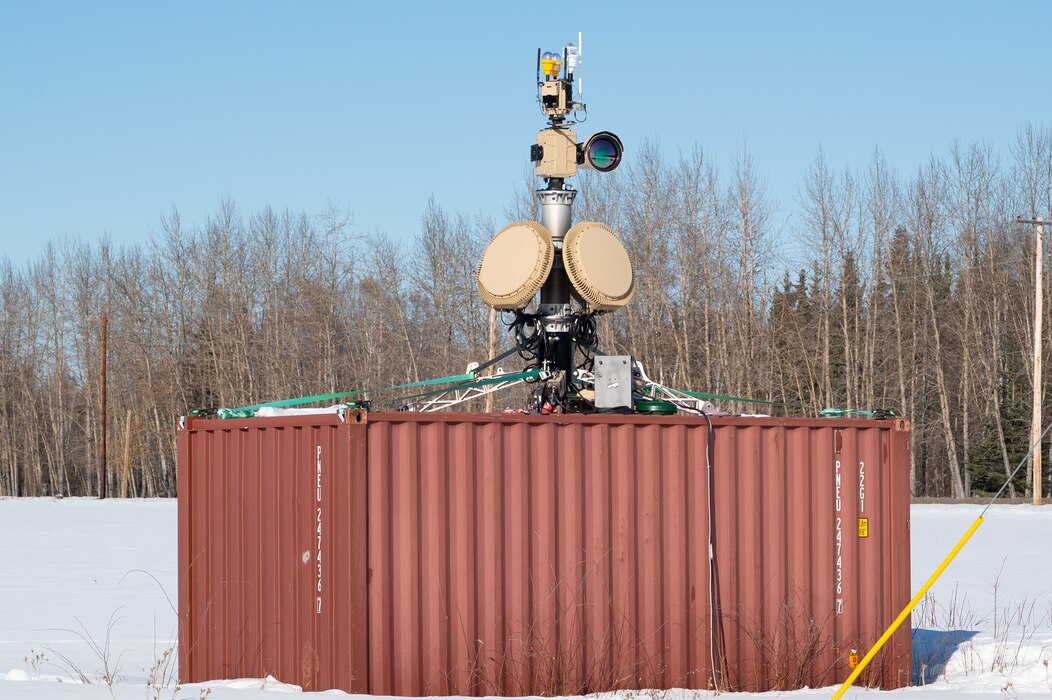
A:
[[536, 47, 541, 85], [578, 32, 583, 104]]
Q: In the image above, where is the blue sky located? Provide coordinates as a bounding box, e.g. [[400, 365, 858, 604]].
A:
[[1, 1, 1049, 264]]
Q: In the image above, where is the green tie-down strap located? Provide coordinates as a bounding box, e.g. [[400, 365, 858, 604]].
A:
[[392, 368, 544, 403], [233, 388, 372, 413], [652, 387, 897, 419], [198, 372, 475, 418], [215, 407, 256, 419], [198, 368, 531, 419], [820, 407, 898, 419], [205, 371, 898, 420], [646, 385, 804, 410]]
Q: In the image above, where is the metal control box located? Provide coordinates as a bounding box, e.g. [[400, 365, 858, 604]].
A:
[[594, 354, 633, 408]]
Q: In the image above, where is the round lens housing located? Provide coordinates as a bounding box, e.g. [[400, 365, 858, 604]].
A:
[[582, 132, 623, 173]]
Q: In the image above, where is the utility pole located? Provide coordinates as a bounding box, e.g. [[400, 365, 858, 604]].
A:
[[1018, 216, 1045, 505], [99, 312, 108, 499]]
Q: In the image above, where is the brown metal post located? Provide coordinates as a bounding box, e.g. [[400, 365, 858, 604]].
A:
[[485, 307, 496, 412], [99, 313, 108, 499]]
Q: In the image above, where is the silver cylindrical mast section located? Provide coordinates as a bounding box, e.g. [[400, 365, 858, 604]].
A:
[[537, 187, 576, 388], [537, 188, 576, 316], [537, 188, 576, 242]]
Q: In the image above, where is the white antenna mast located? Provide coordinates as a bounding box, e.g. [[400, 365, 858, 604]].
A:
[[578, 31, 583, 104]]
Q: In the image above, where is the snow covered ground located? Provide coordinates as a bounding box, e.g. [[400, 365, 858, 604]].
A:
[[1, 498, 1051, 699]]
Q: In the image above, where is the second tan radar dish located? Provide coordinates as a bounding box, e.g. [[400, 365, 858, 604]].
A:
[[477, 221, 554, 309], [563, 221, 634, 310]]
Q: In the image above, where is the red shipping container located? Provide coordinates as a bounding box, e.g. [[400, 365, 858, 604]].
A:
[[178, 411, 911, 694]]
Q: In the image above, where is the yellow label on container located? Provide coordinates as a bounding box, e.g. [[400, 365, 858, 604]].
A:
[[858, 518, 869, 538], [849, 649, 860, 668]]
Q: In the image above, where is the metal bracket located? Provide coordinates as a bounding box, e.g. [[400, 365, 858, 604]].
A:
[[633, 361, 720, 414], [414, 368, 528, 412]]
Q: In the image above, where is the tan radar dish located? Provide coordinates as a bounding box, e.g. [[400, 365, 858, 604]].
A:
[[477, 221, 554, 309], [563, 221, 634, 310]]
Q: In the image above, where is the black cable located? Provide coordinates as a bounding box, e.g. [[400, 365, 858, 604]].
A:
[[588, 406, 635, 414], [473, 344, 524, 376], [571, 311, 600, 372], [572, 312, 598, 350], [700, 408, 726, 690], [511, 311, 542, 363]]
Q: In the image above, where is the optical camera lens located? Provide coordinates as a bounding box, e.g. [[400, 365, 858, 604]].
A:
[[583, 132, 623, 172]]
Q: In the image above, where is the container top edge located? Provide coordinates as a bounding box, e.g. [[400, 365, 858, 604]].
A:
[[180, 410, 908, 431]]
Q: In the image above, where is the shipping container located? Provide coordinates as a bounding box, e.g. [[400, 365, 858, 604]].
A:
[[178, 411, 911, 694]]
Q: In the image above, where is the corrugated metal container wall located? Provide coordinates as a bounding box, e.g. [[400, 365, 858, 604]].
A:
[[178, 411, 911, 695], [177, 413, 369, 691]]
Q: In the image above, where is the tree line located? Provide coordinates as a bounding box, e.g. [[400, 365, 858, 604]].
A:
[[3, 125, 1052, 499]]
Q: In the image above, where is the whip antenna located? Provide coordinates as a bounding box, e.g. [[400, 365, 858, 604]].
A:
[[578, 31, 583, 104]]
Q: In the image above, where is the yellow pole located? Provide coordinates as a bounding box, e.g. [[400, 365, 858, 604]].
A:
[[831, 515, 985, 700]]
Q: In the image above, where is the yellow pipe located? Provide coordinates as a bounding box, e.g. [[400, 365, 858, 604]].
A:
[[831, 515, 985, 700]]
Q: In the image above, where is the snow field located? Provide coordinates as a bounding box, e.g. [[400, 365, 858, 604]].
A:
[[1, 499, 1051, 698]]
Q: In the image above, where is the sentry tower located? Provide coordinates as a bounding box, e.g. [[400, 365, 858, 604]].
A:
[[476, 36, 633, 412]]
